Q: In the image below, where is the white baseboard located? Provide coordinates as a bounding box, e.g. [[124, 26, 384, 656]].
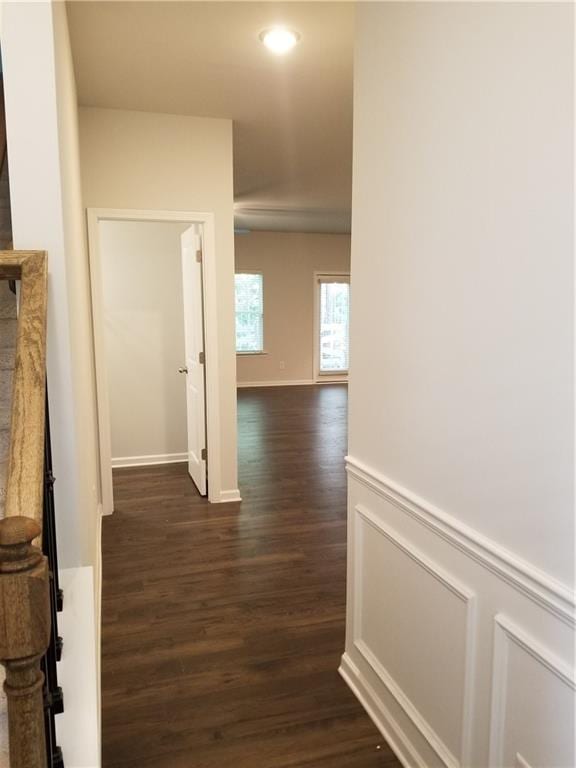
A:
[[339, 653, 423, 768], [237, 379, 315, 388], [213, 488, 242, 503], [237, 378, 348, 388], [111, 452, 187, 468]]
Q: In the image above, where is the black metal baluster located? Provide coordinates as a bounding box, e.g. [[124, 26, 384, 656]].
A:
[[42, 654, 64, 768], [44, 392, 63, 615], [42, 387, 64, 768]]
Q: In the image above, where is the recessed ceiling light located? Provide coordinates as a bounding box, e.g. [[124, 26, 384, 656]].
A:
[[260, 27, 300, 55]]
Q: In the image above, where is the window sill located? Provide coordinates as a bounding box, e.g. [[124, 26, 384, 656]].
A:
[[237, 351, 269, 356]]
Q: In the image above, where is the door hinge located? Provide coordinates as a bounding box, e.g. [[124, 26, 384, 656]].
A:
[[196, 249, 203, 263], [199, 351, 205, 365], [201, 447, 207, 461]]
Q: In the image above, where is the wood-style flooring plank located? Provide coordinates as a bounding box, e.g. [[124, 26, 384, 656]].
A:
[[101, 384, 400, 767]]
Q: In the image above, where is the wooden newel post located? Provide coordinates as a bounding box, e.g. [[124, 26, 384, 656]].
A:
[[0, 515, 50, 768]]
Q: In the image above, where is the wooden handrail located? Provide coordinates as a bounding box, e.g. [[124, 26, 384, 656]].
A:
[[0, 250, 50, 768], [1, 252, 48, 526]]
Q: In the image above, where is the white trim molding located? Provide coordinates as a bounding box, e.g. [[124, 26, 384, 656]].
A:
[[488, 614, 576, 768], [354, 504, 476, 768], [237, 379, 348, 389], [346, 455, 576, 627], [237, 379, 315, 388], [355, 642, 459, 768], [111, 453, 187, 469], [313, 270, 350, 383], [339, 653, 423, 768], [87, 207, 228, 513], [214, 489, 242, 503]]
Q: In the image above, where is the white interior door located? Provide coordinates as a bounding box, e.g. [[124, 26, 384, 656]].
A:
[[180, 225, 207, 495]]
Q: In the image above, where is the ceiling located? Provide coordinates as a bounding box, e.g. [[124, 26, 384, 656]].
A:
[[67, 2, 354, 233]]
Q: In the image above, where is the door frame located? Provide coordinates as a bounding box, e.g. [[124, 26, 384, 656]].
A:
[[313, 271, 351, 383], [87, 207, 223, 514]]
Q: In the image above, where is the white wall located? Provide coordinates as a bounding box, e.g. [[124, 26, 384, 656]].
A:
[[343, 5, 575, 768], [235, 231, 350, 385], [99, 220, 189, 464], [1, 2, 101, 764], [2, 1, 100, 572], [79, 107, 239, 498]]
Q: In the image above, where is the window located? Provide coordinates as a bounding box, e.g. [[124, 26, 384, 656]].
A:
[[235, 273, 264, 353], [317, 276, 350, 374]]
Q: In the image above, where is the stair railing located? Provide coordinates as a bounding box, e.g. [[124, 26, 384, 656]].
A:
[[0, 251, 50, 768]]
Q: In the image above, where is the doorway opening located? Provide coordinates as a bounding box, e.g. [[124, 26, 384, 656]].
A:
[[314, 272, 351, 383], [87, 208, 225, 514]]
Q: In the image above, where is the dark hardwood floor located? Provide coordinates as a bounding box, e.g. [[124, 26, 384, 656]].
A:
[[101, 384, 400, 767]]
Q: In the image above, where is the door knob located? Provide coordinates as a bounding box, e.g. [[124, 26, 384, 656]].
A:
[[178, 366, 188, 374]]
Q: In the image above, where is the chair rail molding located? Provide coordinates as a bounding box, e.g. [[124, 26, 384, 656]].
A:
[[346, 455, 575, 627], [344, 455, 575, 768]]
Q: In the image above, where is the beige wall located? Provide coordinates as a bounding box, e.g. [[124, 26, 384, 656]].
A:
[[235, 231, 350, 385], [344, 4, 574, 767], [79, 106, 239, 496], [99, 220, 188, 463], [53, 3, 101, 574]]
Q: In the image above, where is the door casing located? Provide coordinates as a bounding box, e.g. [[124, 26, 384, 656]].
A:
[[87, 208, 225, 514]]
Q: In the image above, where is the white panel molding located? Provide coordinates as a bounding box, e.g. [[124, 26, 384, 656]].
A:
[[355, 641, 459, 768], [354, 504, 476, 768], [488, 614, 576, 767], [347, 456, 575, 627], [339, 653, 426, 768], [111, 452, 187, 468], [237, 379, 348, 388]]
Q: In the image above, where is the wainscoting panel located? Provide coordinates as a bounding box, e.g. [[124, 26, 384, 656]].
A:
[[342, 456, 575, 768], [489, 615, 575, 768], [354, 506, 475, 767]]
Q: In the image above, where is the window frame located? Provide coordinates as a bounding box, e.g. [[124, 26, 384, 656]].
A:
[[234, 270, 265, 355], [313, 271, 351, 381]]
